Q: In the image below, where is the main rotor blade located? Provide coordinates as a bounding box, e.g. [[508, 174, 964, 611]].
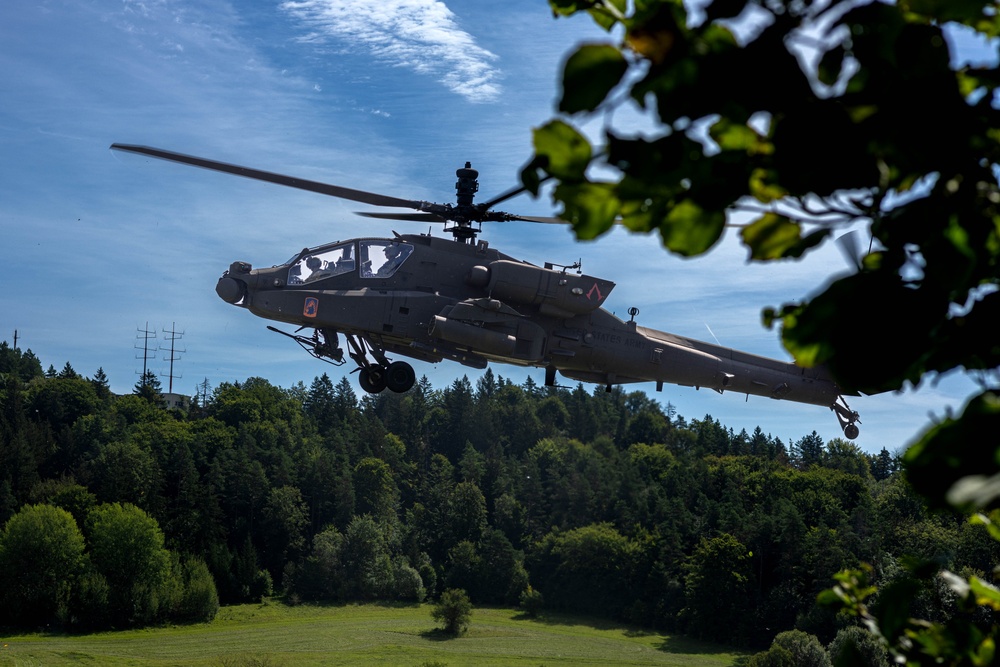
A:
[[111, 143, 424, 210], [504, 214, 568, 224], [356, 211, 449, 223]]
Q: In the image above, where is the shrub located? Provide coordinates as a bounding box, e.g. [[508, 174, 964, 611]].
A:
[[175, 557, 220, 623], [431, 588, 473, 635], [519, 586, 544, 617], [746, 630, 831, 667], [745, 645, 794, 667], [828, 626, 889, 667], [774, 630, 831, 667], [392, 557, 426, 602]]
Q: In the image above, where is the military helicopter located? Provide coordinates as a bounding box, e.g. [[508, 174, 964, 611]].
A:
[[110, 143, 862, 440]]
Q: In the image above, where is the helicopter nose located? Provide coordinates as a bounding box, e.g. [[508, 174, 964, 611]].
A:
[[217, 261, 251, 304], [216, 275, 246, 304]]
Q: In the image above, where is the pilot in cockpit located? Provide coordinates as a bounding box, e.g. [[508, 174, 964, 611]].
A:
[[377, 244, 405, 276], [305, 256, 329, 282]]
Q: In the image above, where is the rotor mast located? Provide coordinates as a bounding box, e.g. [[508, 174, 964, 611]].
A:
[[448, 162, 482, 243]]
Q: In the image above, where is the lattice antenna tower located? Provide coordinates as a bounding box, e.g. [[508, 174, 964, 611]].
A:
[[161, 322, 185, 394], [135, 321, 157, 386]]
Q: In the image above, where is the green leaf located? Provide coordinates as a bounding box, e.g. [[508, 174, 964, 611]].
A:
[[625, 4, 683, 66], [740, 213, 802, 260], [554, 181, 620, 239], [970, 511, 1000, 542], [780, 270, 946, 391], [532, 120, 593, 181], [559, 44, 630, 114], [588, 0, 625, 31], [548, 0, 600, 17], [749, 168, 785, 203], [709, 118, 771, 154], [656, 198, 726, 256], [900, 0, 995, 25], [974, 15, 1000, 39], [819, 566, 877, 615], [969, 576, 1000, 610], [739, 215, 829, 261], [519, 158, 545, 196], [817, 588, 848, 607], [974, 639, 997, 667]]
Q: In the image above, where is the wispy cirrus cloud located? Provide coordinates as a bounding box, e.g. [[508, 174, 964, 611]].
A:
[[280, 0, 502, 103]]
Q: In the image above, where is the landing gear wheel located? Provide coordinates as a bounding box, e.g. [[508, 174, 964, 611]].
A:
[[359, 366, 387, 394], [832, 396, 861, 441], [385, 361, 416, 393]]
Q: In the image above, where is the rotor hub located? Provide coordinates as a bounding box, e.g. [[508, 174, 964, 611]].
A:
[[455, 162, 479, 207]]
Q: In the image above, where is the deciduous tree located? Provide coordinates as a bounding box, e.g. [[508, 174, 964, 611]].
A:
[[530, 522, 637, 618], [682, 533, 752, 643], [0, 503, 86, 627], [87, 502, 172, 626]]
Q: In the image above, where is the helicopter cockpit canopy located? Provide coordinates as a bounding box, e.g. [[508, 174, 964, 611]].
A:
[[287, 240, 414, 284], [288, 241, 356, 284]]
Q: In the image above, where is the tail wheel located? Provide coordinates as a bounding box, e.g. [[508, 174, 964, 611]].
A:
[[359, 366, 387, 394], [385, 361, 416, 393]]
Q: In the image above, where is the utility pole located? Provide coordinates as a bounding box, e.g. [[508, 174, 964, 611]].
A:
[[135, 322, 157, 386], [12, 329, 18, 350], [161, 322, 185, 394]]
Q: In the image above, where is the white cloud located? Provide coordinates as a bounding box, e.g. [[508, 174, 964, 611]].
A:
[[280, 0, 502, 103]]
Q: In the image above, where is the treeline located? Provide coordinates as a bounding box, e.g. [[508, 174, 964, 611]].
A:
[[0, 341, 993, 649]]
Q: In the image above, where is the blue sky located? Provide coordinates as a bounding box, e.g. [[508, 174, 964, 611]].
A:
[[0, 0, 987, 454]]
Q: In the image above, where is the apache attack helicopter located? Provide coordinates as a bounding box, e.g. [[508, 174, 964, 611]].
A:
[[110, 143, 862, 439]]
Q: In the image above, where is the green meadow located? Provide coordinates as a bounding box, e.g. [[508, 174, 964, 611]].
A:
[[0, 602, 744, 667]]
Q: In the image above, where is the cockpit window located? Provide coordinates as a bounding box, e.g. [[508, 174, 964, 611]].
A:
[[288, 242, 356, 284], [360, 241, 413, 278]]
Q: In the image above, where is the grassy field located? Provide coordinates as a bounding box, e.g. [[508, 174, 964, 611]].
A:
[[0, 602, 746, 667]]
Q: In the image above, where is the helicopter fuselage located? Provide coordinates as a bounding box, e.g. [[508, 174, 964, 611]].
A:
[[216, 232, 847, 413]]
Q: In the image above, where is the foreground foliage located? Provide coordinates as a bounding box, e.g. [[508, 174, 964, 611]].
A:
[[530, 1, 1000, 662], [531, 0, 999, 435]]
